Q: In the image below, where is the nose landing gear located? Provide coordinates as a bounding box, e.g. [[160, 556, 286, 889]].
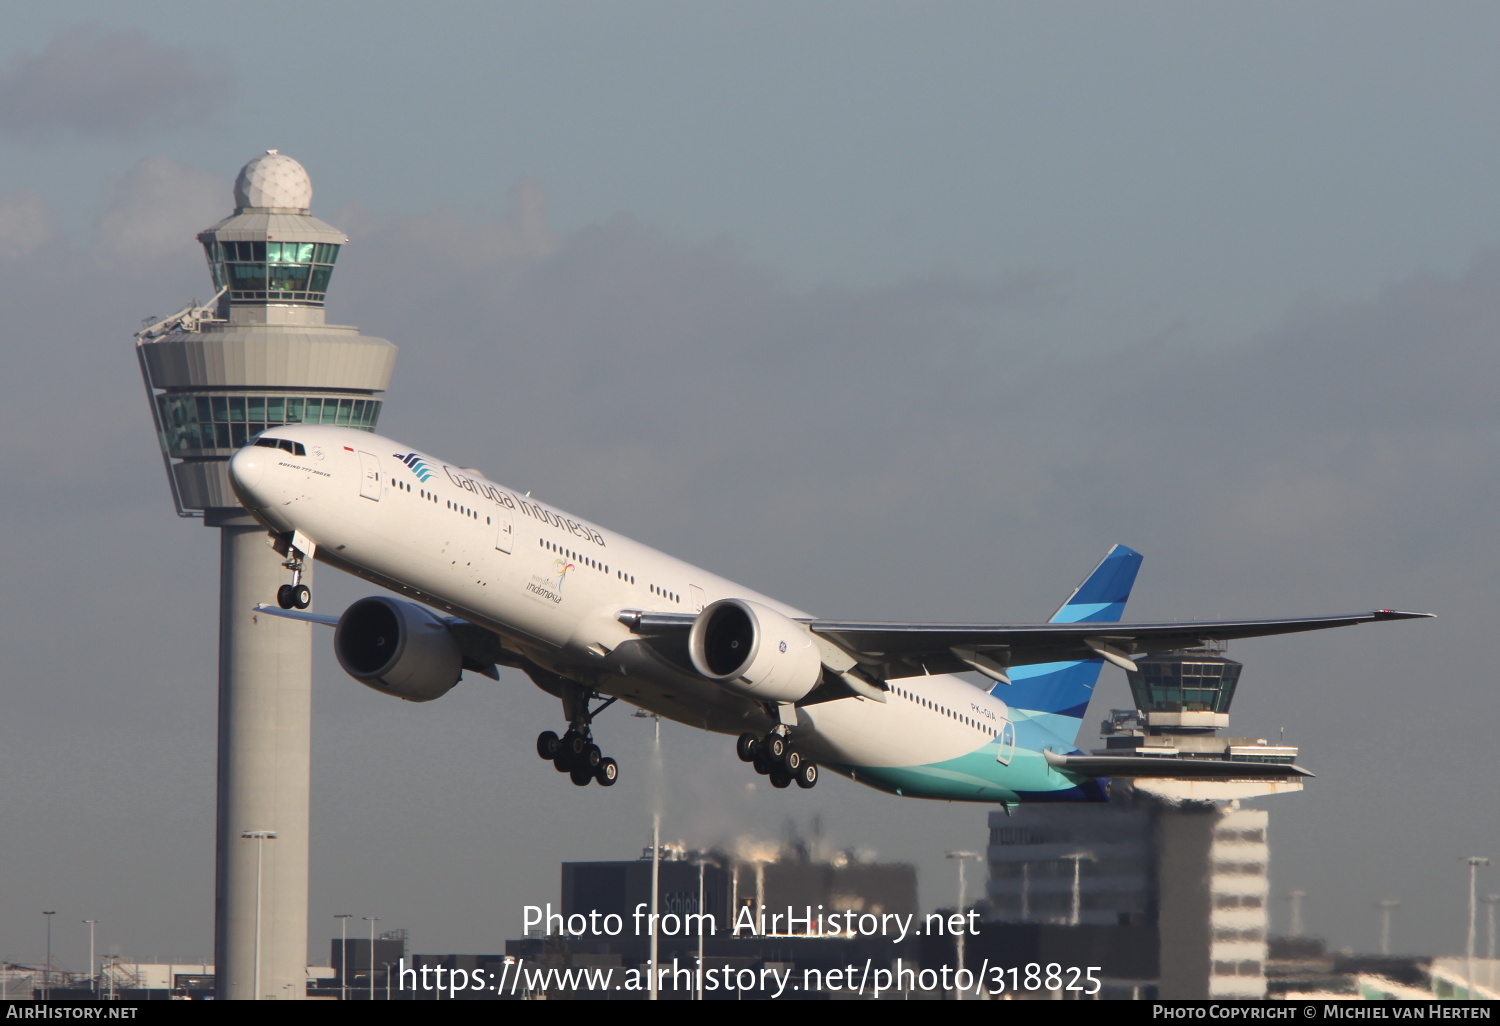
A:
[[736, 730, 818, 790], [275, 537, 313, 610]]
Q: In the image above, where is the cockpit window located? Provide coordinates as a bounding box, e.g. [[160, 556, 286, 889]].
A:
[[253, 436, 306, 456]]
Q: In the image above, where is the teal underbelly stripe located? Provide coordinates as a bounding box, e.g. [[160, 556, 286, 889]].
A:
[[826, 746, 1091, 804]]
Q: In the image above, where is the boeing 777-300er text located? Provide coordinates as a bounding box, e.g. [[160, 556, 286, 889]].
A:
[[228, 426, 1428, 803]]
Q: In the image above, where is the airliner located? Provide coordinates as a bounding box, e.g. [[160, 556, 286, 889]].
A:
[[228, 426, 1427, 804]]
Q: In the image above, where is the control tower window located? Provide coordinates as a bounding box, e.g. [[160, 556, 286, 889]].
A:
[[156, 392, 380, 455], [229, 260, 268, 292], [1127, 656, 1242, 714], [204, 240, 341, 306], [268, 263, 310, 293], [269, 243, 315, 262]]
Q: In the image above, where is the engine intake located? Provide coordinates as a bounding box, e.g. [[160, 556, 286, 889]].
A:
[[688, 598, 824, 703], [335, 596, 463, 702]]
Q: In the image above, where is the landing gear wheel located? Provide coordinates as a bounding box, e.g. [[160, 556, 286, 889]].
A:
[[553, 751, 573, 773], [584, 744, 602, 769], [753, 750, 772, 776], [769, 768, 792, 789], [291, 584, 311, 609], [736, 733, 759, 763], [565, 732, 588, 761], [595, 757, 619, 786], [276, 584, 295, 610], [570, 765, 593, 786], [765, 734, 787, 762], [536, 731, 560, 761], [784, 749, 802, 772], [795, 762, 819, 789]]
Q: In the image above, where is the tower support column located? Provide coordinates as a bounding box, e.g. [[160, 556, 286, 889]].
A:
[[214, 520, 312, 999]]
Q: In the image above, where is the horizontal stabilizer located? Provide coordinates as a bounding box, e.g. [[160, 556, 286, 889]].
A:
[[1045, 750, 1313, 780]]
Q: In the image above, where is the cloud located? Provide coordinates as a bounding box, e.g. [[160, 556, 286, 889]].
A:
[[334, 190, 1057, 549], [0, 28, 229, 140], [0, 188, 56, 259], [1031, 251, 1500, 590], [333, 178, 560, 286], [93, 156, 226, 270]]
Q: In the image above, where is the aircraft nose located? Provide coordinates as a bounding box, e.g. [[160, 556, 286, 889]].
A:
[[228, 446, 265, 505]]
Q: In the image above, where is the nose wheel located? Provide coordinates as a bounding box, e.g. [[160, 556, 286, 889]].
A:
[[736, 730, 817, 790], [276, 583, 311, 610], [276, 544, 311, 609]]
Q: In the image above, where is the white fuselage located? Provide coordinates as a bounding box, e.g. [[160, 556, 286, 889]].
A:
[[230, 426, 1049, 802]]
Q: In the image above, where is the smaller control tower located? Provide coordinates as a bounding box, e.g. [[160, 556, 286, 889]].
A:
[[136, 152, 395, 999], [1096, 645, 1304, 801], [983, 648, 1306, 998]]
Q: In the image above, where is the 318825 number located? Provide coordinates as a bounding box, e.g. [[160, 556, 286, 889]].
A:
[[990, 963, 1101, 995]]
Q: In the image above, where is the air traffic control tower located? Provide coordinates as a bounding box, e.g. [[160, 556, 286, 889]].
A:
[[136, 151, 395, 999]]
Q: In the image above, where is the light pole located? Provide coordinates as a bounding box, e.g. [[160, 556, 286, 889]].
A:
[[1375, 899, 1399, 956], [242, 831, 277, 1000], [83, 921, 98, 996], [1481, 894, 1499, 961], [946, 851, 980, 998], [1286, 890, 1307, 938], [1464, 857, 1491, 998], [693, 858, 712, 1000], [42, 912, 55, 1000], [651, 772, 660, 1004], [335, 914, 353, 1000], [363, 917, 380, 1002], [1062, 852, 1095, 927], [635, 708, 662, 1001], [1021, 862, 1031, 922]]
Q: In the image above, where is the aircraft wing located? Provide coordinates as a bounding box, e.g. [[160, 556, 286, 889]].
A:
[[806, 609, 1430, 676], [254, 604, 341, 626], [623, 608, 1430, 680]]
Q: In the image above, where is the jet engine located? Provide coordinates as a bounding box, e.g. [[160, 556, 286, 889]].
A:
[[334, 596, 463, 702], [688, 598, 824, 703]]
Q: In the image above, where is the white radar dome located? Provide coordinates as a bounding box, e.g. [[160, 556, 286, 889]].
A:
[[233, 150, 313, 210]]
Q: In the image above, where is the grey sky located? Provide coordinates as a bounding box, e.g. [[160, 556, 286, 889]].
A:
[[0, 27, 225, 140], [0, 3, 1495, 973]]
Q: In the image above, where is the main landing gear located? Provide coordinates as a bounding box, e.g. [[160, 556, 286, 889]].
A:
[[737, 730, 818, 790], [276, 546, 311, 610], [536, 694, 620, 787]]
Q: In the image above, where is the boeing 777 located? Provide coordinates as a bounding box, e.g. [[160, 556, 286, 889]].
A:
[[228, 426, 1428, 804]]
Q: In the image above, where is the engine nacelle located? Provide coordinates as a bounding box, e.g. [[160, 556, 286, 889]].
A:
[[334, 596, 463, 702], [688, 598, 824, 703]]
